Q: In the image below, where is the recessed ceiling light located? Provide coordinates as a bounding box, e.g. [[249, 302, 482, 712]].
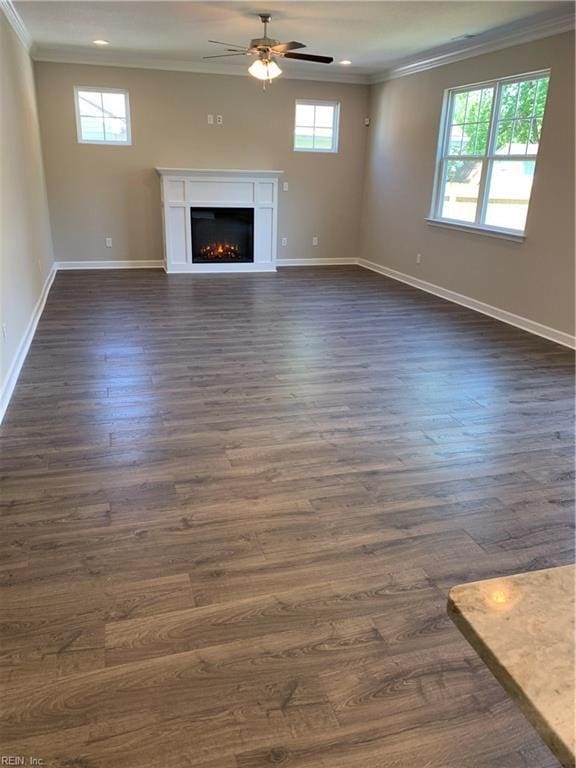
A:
[[92, 39, 110, 46], [339, 60, 352, 66]]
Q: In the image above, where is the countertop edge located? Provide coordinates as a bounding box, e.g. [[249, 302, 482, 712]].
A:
[[447, 594, 575, 768]]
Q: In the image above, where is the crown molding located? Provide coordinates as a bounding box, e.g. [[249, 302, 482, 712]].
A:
[[11, 2, 574, 87], [371, 6, 575, 83], [31, 48, 371, 85], [0, 0, 32, 51]]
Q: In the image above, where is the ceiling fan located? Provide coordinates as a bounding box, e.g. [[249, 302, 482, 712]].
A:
[[204, 14, 334, 84]]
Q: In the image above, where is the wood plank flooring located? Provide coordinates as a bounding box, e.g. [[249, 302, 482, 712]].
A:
[[1, 266, 574, 767]]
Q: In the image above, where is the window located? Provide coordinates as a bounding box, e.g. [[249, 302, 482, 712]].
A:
[[74, 87, 131, 145], [294, 100, 340, 153], [430, 71, 550, 235]]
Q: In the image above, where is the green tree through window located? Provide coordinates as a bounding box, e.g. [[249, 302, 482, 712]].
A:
[[432, 72, 550, 232]]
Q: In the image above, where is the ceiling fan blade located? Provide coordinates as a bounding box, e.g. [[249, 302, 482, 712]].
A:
[[203, 53, 247, 59], [270, 41, 306, 53], [282, 52, 334, 64], [208, 40, 248, 50]]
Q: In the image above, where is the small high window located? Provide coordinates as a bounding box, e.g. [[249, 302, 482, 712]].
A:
[[294, 100, 340, 153], [74, 87, 131, 145], [430, 72, 550, 235]]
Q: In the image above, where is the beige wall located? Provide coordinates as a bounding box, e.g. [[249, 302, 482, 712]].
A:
[[34, 63, 369, 265], [361, 32, 575, 336], [0, 12, 54, 410]]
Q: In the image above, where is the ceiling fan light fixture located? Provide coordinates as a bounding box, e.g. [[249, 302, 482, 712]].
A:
[[248, 58, 282, 81]]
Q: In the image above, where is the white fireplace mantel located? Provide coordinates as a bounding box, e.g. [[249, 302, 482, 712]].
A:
[[157, 168, 283, 273]]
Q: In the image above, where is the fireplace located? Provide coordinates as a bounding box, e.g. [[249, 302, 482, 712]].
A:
[[191, 208, 254, 264], [158, 168, 281, 273]]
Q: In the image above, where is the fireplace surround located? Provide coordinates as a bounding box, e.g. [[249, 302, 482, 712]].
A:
[[157, 168, 282, 273]]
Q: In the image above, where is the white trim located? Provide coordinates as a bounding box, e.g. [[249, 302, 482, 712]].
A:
[[55, 257, 575, 347], [294, 100, 340, 154], [0, 0, 32, 51], [425, 218, 525, 242], [166, 263, 276, 274], [54, 260, 164, 270], [1, 260, 163, 422], [73, 86, 132, 146], [156, 168, 283, 178], [1, 257, 572, 424], [358, 258, 575, 349], [430, 70, 550, 235], [11, 3, 574, 85], [278, 258, 356, 267], [0, 265, 56, 423], [31, 49, 370, 84], [371, 7, 575, 83]]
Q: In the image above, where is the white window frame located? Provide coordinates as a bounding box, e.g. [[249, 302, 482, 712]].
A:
[[293, 99, 340, 154], [74, 86, 132, 146], [429, 69, 550, 238]]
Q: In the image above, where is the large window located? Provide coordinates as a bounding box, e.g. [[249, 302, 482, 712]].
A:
[[294, 100, 340, 153], [430, 72, 550, 235], [74, 87, 131, 145]]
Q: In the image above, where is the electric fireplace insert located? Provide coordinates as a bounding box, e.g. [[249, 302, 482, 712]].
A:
[[191, 208, 254, 264]]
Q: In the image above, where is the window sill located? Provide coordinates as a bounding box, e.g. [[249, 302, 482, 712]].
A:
[[293, 148, 338, 154], [77, 140, 132, 146], [425, 218, 525, 242]]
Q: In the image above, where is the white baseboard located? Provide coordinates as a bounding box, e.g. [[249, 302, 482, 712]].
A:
[[0, 264, 57, 423], [54, 260, 164, 270], [1, 256, 572, 424], [278, 258, 357, 266], [358, 258, 575, 349]]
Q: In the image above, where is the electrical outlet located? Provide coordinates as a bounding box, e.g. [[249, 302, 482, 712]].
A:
[[281, 237, 288, 247], [312, 236, 319, 246], [282, 181, 289, 192], [216, 115, 223, 125], [1, 323, 7, 340], [207, 114, 214, 125], [105, 237, 112, 248], [416, 253, 422, 264]]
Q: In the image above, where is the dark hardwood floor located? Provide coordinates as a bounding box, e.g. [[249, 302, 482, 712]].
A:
[[1, 266, 574, 767]]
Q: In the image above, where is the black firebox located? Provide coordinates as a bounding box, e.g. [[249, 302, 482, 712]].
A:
[[191, 208, 254, 264]]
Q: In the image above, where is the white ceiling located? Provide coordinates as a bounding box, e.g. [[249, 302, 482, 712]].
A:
[[14, 1, 575, 82]]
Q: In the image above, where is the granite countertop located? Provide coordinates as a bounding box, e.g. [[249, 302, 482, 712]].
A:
[[448, 565, 575, 768]]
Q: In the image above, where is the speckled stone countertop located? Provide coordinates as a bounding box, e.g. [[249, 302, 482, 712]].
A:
[[448, 565, 575, 768]]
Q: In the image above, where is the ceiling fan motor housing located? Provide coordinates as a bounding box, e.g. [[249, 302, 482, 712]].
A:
[[250, 37, 279, 51]]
